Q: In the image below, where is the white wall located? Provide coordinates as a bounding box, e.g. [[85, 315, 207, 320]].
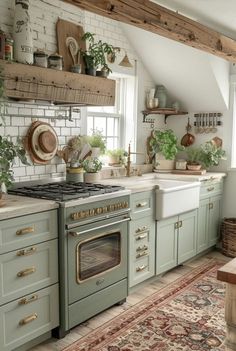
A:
[[0, 0, 154, 182]]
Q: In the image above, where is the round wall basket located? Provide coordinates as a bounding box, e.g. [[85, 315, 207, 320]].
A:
[[26, 121, 58, 164]]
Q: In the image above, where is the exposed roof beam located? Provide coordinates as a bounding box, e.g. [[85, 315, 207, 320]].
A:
[[63, 0, 236, 62]]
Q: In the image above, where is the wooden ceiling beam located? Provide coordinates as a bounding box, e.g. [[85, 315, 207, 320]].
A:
[[63, 0, 236, 62]]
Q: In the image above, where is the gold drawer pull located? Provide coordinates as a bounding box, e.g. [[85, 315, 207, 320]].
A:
[[136, 233, 147, 240], [136, 226, 148, 233], [209, 203, 214, 210], [16, 226, 35, 236], [136, 245, 148, 252], [17, 247, 37, 256], [17, 267, 36, 278], [179, 220, 182, 228], [136, 265, 147, 272], [136, 251, 148, 259], [207, 187, 215, 192], [19, 313, 38, 326], [174, 222, 179, 229], [136, 202, 147, 208], [18, 294, 38, 305]]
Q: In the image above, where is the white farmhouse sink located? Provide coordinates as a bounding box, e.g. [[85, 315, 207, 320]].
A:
[[155, 179, 201, 220]]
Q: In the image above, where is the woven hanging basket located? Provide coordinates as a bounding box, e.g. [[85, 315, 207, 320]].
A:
[[221, 217, 236, 257]]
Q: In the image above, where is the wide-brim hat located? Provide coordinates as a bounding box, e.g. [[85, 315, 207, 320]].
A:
[[25, 121, 58, 164]]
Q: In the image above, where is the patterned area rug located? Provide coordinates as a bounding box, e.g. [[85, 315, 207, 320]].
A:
[[64, 260, 226, 351]]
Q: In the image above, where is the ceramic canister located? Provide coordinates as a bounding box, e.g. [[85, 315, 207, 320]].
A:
[[13, 0, 33, 64]]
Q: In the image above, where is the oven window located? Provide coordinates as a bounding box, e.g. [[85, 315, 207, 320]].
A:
[[77, 232, 121, 282]]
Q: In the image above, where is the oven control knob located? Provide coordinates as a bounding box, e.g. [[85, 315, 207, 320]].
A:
[[96, 207, 103, 215], [80, 211, 86, 218], [103, 206, 108, 213], [89, 209, 95, 216], [110, 204, 115, 211], [123, 201, 128, 208]]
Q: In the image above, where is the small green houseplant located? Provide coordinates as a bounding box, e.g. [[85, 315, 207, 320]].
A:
[[81, 32, 114, 76], [106, 149, 128, 165], [87, 129, 106, 155], [149, 129, 184, 169], [200, 141, 226, 169], [186, 146, 203, 170], [82, 158, 102, 173]]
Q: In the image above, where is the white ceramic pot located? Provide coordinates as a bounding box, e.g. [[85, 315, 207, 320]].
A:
[[13, 0, 33, 64], [91, 147, 100, 158], [84, 172, 101, 183], [66, 167, 84, 182], [155, 153, 175, 171]]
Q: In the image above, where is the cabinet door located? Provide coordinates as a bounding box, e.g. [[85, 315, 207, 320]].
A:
[[197, 199, 209, 254], [156, 216, 178, 275], [208, 194, 221, 247], [178, 210, 197, 264]]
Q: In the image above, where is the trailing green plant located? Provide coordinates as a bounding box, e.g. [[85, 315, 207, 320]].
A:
[[199, 141, 226, 169], [0, 135, 29, 189], [82, 158, 102, 173], [87, 129, 106, 154], [81, 32, 114, 72], [149, 129, 184, 160]]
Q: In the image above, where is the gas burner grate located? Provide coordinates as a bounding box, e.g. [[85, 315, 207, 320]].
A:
[[9, 182, 124, 201]]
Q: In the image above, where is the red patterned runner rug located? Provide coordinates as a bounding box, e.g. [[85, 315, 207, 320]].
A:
[[64, 260, 226, 351]]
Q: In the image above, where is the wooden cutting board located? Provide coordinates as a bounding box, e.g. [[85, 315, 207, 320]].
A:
[[172, 169, 207, 175], [56, 18, 86, 73]]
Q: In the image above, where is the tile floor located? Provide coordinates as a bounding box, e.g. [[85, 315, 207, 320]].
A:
[[30, 250, 230, 350]]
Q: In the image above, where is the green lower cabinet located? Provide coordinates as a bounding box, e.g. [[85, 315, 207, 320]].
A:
[[208, 194, 221, 247], [156, 216, 178, 275], [197, 194, 222, 253], [178, 210, 197, 264], [0, 284, 59, 351], [156, 210, 197, 274]]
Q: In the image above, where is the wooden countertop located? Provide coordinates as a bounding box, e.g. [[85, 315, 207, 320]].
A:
[[0, 194, 58, 220], [217, 258, 236, 284]]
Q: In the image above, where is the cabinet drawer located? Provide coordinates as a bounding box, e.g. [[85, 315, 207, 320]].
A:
[[0, 210, 58, 254], [130, 191, 154, 218], [200, 180, 223, 198], [0, 284, 59, 351], [130, 256, 153, 287], [0, 240, 58, 305]]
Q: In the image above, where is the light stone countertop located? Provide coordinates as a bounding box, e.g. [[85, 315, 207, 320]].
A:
[[0, 195, 58, 220], [99, 171, 227, 193]]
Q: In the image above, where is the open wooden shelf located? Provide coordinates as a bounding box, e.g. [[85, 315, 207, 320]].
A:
[[142, 108, 188, 123], [0, 60, 115, 106]]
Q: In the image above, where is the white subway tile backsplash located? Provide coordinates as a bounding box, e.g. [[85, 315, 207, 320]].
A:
[[5, 127, 19, 136]]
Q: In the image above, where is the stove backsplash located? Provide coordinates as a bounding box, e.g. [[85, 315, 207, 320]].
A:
[[1, 103, 82, 183]]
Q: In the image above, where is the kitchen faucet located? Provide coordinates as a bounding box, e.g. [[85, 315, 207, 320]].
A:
[[125, 143, 143, 177]]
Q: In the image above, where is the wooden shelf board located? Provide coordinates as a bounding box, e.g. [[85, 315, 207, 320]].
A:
[[142, 108, 188, 124]]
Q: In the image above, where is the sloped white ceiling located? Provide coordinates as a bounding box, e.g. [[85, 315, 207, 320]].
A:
[[121, 23, 230, 111]]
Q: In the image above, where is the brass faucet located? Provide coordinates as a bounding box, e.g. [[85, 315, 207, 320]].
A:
[[125, 144, 143, 177]]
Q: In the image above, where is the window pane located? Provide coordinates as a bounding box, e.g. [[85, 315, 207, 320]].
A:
[[94, 117, 106, 135], [87, 117, 94, 134], [107, 118, 114, 137]]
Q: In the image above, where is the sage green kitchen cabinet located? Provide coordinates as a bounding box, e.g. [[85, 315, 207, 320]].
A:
[[197, 179, 223, 254], [0, 209, 59, 351], [129, 191, 155, 288], [156, 209, 197, 275]]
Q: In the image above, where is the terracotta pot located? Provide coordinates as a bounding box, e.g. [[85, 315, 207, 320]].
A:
[[187, 164, 202, 171], [84, 172, 101, 183]]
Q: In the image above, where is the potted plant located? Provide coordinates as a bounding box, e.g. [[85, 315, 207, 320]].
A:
[[200, 141, 226, 169], [0, 136, 29, 204], [87, 129, 106, 156], [186, 146, 203, 170], [106, 149, 128, 166], [82, 157, 102, 182], [81, 32, 114, 77], [149, 129, 184, 170]]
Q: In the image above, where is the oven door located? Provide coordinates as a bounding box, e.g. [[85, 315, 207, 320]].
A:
[[67, 214, 129, 304]]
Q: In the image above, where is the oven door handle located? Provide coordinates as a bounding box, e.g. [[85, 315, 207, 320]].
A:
[[68, 216, 131, 237]]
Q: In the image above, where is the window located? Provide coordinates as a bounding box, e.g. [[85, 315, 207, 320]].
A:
[[86, 74, 136, 152]]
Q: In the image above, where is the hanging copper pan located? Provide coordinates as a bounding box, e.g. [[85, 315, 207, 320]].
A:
[[181, 118, 195, 147]]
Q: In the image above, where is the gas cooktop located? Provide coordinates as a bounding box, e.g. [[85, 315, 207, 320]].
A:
[[8, 182, 125, 202]]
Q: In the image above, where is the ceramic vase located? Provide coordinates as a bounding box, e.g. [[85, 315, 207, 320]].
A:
[[13, 0, 33, 64], [84, 172, 101, 183]]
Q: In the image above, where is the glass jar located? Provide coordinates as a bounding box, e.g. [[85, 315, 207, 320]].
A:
[[154, 85, 167, 108], [48, 53, 63, 70], [34, 50, 48, 68], [5, 38, 14, 61]]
